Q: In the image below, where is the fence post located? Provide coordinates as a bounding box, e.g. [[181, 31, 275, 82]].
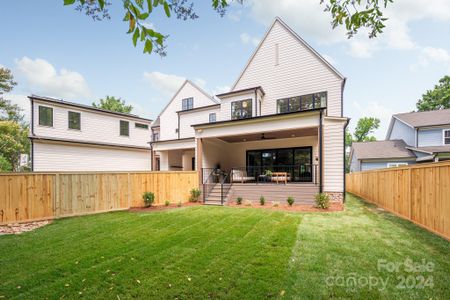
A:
[[54, 174, 60, 218]]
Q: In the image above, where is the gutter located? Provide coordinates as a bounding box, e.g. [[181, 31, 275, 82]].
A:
[[343, 118, 350, 203], [319, 110, 323, 193]]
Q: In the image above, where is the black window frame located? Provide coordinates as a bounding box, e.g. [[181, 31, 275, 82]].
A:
[[276, 91, 327, 114], [231, 99, 252, 120], [209, 113, 217, 123], [68, 111, 81, 130], [182, 97, 194, 110], [38, 105, 53, 127], [120, 120, 130, 136], [246, 146, 313, 182], [135, 122, 149, 129]]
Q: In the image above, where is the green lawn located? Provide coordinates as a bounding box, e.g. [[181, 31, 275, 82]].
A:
[[0, 194, 449, 299]]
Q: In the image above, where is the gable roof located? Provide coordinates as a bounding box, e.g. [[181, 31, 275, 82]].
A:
[[157, 79, 218, 117], [350, 140, 416, 160], [393, 109, 450, 128], [230, 17, 345, 90]]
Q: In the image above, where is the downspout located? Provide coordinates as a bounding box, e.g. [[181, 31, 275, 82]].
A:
[[30, 97, 34, 172], [177, 113, 180, 139], [319, 110, 323, 193], [343, 118, 350, 203], [254, 89, 258, 117]]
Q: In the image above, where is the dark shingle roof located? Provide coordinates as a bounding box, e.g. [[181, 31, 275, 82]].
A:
[[406, 145, 450, 154], [351, 140, 416, 160], [394, 109, 450, 127]]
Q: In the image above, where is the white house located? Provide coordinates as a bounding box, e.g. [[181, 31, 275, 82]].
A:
[[29, 95, 153, 172], [151, 18, 349, 204]]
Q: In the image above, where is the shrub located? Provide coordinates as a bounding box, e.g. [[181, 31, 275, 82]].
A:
[[259, 196, 265, 206], [142, 192, 155, 207], [165, 200, 170, 206], [315, 193, 330, 209], [177, 201, 182, 207], [236, 197, 243, 205], [264, 170, 273, 177], [272, 201, 279, 207], [287, 196, 295, 206], [189, 188, 201, 202]]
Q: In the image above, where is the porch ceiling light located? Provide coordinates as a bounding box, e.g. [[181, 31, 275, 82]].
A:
[[197, 129, 203, 133], [242, 101, 248, 108]]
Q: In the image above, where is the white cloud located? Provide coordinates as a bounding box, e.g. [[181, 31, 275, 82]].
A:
[[240, 33, 260, 47], [410, 46, 450, 72], [193, 78, 207, 89], [228, 9, 242, 22], [245, 0, 450, 58], [212, 85, 230, 95], [15, 57, 90, 99], [143, 71, 185, 96]]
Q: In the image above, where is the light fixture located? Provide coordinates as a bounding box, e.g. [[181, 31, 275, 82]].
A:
[[243, 138, 247, 142]]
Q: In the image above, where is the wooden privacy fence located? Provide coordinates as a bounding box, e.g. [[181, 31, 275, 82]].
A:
[[346, 161, 450, 241], [0, 171, 198, 224]]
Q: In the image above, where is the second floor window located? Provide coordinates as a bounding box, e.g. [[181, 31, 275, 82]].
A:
[[38, 106, 53, 127], [444, 129, 450, 145], [135, 123, 149, 129], [209, 113, 216, 123], [277, 92, 327, 114], [120, 120, 129, 136], [68, 111, 81, 130], [182, 97, 193, 110], [152, 132, 160, 141], [231, 99, 252, 120]]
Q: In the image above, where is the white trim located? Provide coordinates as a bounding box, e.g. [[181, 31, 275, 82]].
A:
[[230, 17, 345, 90], [387, 162, 409, 168], [443, 129, 450, 145]]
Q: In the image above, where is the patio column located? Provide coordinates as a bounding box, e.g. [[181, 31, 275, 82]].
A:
[[318, 110, 323, 193], [196, 138, 203, 187]]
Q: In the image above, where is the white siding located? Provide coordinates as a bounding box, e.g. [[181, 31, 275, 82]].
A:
[[159, 81, 216, 141], [323, 118, 345, 192], [33, 100, 151, 148], [233, 20, 343, 117], [33, 141, 151, 171], [218, 91, 258, 121], [179, 107, 220, 138]]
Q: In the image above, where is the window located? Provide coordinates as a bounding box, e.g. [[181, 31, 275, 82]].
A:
[[231, 99, 252, 120], [152, 132, 160, 141], [38, 106, 53, 127], [444, 129, 450, 145], [120, 120, 129, 136], [209, 113, 216, 123], [135, 123, 149, 129], [68, 111, 81, 130], [276, 92, 327, 114], [182, 97, 193, 110], [387, 162, 408, 168]]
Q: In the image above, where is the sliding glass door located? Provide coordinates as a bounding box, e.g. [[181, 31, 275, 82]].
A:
[[246, 147, 313, 182]]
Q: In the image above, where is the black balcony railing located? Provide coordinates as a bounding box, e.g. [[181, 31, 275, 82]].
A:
[[230, 165, 315, 184]]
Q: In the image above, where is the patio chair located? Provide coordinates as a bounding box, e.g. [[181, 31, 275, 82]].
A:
[[231, 169, 255, 183]]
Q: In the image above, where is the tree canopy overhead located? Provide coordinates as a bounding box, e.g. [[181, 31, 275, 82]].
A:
[[64, 0, 393, 57], [92, 96, 134, 113], [416, 75, 450, 112]]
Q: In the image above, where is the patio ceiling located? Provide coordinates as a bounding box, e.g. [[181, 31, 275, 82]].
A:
[[217, 127, 318, 143]]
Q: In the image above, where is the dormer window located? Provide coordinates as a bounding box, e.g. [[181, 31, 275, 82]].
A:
[[182, 97, 193, 110], [231, 99, 252, 120], [444, 129, 450, 145]]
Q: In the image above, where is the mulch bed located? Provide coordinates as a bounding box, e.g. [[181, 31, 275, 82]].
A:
[[227, 201, 344, 212], [129, 202, 201, 212], [0, 220, 51, 235]]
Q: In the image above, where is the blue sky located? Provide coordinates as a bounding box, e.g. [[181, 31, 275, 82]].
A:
[[1, 0, 449, 138]]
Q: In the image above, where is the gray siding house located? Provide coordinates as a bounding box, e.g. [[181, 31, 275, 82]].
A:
[[349, 109, 450, 172]]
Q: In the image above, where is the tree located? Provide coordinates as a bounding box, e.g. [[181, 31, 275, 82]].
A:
[[0, 121, 29, 172], [416, 75, 450, 111], [0, 68, 30, 171], [64, 0, 392, 57], [345, 117, 380, 172], [92, 96, 133, 113]]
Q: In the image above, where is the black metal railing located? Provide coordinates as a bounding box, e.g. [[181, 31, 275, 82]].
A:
[[220, 171, 232, 205], [230, 164, 315, 184], [202, 168, 216, 202]]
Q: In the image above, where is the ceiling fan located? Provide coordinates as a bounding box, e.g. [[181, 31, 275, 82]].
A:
[[260, 133, 276, 140]]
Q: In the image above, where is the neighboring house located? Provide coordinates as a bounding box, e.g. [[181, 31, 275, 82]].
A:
[[29, 95, 153, 171], [151, 18, 349, 204], [349, 109, 450, 172]]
